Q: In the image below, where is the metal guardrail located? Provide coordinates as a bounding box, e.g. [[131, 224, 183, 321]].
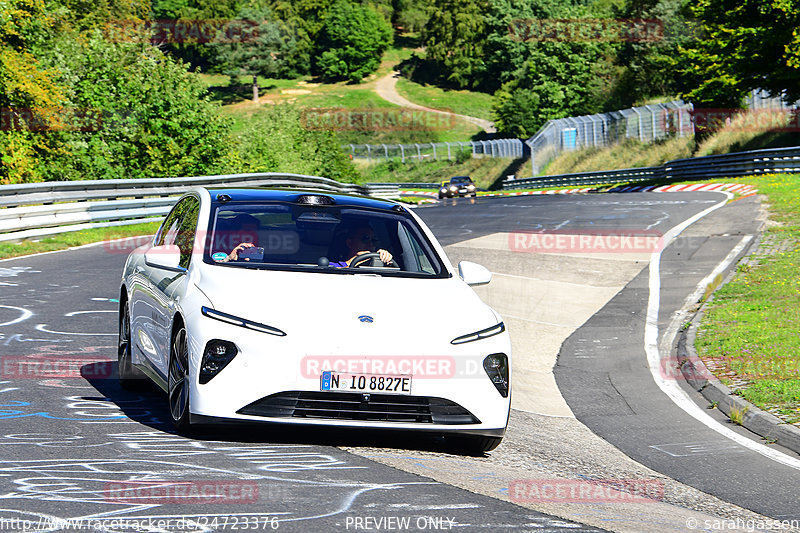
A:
[[503, 145, 800, 190], [370, 182, 440, 189], [0, 173, 399, 243], [346, 139, 526, 162]]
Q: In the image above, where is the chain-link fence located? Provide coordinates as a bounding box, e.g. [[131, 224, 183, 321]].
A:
[[525, 101, 693, 175], [345, 138, 525, 163], [344, 90, 797, 176], [745, 88, 800, 110]]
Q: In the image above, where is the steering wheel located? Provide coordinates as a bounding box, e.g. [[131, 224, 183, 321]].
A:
[[348, 252, 399, 269]]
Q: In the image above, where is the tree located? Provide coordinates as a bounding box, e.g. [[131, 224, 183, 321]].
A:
[[493, 51, 611, 137], [314, 0, 393, 82], [605, 0, 696, 109], [481, 0, 572, 91], [0, 0, 67, 183], [392, 0, 428, 32], [489, 0, 618, 136], [211, 5, 296, 101], [680, 0, 800, 108], [149, 0, 243, 70], [269, 0, 333, 76], [421, 0, 489, 89]]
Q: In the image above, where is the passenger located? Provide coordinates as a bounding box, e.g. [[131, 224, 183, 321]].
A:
[[224, 214, 260, 261]]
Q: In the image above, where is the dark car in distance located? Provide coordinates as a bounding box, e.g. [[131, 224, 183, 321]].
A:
[[438, 176, 477, 199]]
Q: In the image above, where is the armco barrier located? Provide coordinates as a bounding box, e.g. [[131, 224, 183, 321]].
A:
[[504, 145, 800, 190], [0, 173, 399, 243]]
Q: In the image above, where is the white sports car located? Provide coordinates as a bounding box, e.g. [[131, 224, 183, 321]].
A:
[[119, 188, 511, 452]]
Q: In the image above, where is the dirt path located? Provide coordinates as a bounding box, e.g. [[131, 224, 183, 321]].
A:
[[374, 70, 496, 133]]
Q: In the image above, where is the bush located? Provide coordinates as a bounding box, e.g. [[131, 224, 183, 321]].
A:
[[233, 104, 360, 183], [38, 33, 234, 181]]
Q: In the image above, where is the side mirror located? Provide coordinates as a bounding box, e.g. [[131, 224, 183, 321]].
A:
[[144, 245, 185, 272], [458, 261, 492, 286]]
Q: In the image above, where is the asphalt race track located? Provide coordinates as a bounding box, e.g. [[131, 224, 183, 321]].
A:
[[0, 243, 594, 532], [0, 191, 798, 532]]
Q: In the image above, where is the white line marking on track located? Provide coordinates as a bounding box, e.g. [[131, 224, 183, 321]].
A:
[[34, 324, 116, 336], [64, 310, 117, 317], [0, 305, 33, 327], [645, 192, 800, 471]]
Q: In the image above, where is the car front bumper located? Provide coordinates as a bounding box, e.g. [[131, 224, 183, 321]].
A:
[[187, 314, 511, 436]]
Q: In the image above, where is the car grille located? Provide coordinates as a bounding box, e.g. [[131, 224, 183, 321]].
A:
[[237, 391, 480, 425]]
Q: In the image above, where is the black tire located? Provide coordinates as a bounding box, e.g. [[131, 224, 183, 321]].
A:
[[118, 300, 145, 389], [168, 325, 192, 433], [446, 435, 503, 455]]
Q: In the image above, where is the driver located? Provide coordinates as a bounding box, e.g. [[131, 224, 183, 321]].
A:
[[330, 224, 393, 267]]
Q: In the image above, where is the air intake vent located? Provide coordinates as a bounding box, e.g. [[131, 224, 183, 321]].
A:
[[237, 391, 480, 425]]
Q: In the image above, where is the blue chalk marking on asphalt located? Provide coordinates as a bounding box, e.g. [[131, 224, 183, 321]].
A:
[[0, 401, 126, 421]]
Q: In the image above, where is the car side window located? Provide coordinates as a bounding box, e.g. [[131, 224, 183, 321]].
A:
[[398, 223, 435, 274], [156, 207, 182, 248], [156, 196, 200, 269]]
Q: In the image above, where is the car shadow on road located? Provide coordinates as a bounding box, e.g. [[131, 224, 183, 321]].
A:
[[82, 362, 492, 457]]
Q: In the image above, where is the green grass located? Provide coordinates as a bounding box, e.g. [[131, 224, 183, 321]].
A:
[[394, 77, 495, 122], [694, 174, 800, 426], [695, 110, 800, 156], [0, 222, 161, 260], [204, 45, 483, 144], [729, 405, 749, 426], [541, 136, 695, 175]]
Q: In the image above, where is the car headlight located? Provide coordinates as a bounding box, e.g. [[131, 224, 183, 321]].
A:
[[440, 188, 447, 192], [200, 340, 238, 384], [467, 184, 475, 190], [201, 306, 286, 336], [450, 322, 505, 345], [483, 353, 509, 397], [449, 186, 458, 191]]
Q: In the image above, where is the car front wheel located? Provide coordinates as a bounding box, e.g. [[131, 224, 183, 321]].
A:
[[168, 325, 192, 433]]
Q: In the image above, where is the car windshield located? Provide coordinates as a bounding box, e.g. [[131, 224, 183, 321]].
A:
[[203, 202, 448, 278], [451, 177, 471, 184]]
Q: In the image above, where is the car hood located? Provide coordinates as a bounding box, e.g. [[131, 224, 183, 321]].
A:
[[194, 265, 499, 351]]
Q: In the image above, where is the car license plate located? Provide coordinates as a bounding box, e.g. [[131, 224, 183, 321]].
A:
[[320, 371, 411, 394]]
